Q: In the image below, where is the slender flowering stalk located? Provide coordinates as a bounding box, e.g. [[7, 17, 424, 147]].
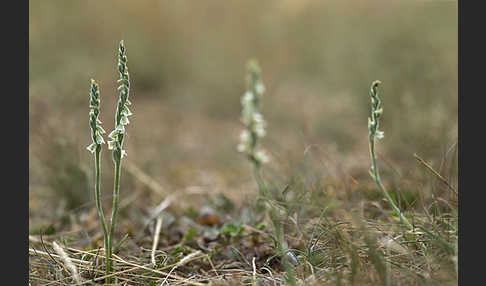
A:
[[368, 80, 413, 231], [86, 79, 110, 278], [106, 40, 133, 279], [237, 60, 295, 284], [237, 59, 272, 209]]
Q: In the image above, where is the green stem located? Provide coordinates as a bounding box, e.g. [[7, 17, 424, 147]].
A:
[[94, 146, 111, 282], [252, 165, 281, 237], [252, 165, 286, 254], [107, 156, 121, 283], [369, 136, 413, 231], [252, 164, 265, 195], [253, 166, 295, 285]]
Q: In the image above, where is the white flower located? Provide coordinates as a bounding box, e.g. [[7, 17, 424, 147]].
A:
[[87, 143, 97, 153], [123, 106, 133, 117], [120, 114, 130, 125], [255, 150, 269, 164], [240, 130, 250, 143], [237, 143, 247, 153], [368, 118, 376, 130], [254, 123, 266, 137], [255, 83, 265, 95], [107, 140, 115, 150], [109, 129, 118, 139], [116, 124, 125, 133], [241, 91, 254, 105], [95, 134, 105, 145], [376, 130, 384, 139], [253, 112, 264, 123]]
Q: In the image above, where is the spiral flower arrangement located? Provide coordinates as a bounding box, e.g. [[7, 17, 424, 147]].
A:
[[237, 59, 269, 167]]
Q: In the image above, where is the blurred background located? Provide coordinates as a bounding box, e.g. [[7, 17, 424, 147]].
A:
[[29, 0, 457, 230]]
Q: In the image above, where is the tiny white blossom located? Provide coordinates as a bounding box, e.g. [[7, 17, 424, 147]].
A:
[[237, 143, 247, 153], [115, 124, 125, 133], [123, 107, 133, 117], [253, 113, 264, 123], [108, 129, 118, 139], [240, 130, 250, 143], [368, 118, 375, 129], [87, 143, 97, 153], [376, 130, 384, 139], [241, 91, 254, 105], [108, 140, 115, 150], [255, 123, 266, 137], [255, 83, 265, 95], [96, 134, 105, 145], [255, 150, 269, 164], [120, 114, 129, 125]]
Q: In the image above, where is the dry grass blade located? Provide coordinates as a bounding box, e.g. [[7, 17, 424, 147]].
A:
[[124, 159, 168, 197], [49, 242, 83, 283], [31, 238, 207, 285], [160, 251, 203, 285], [151, 216, 164, 267], [29, 248, 91, 266], [85, 249, 207, 285], [149, 196, 174, 222], [252, 257, 257, 284], [413, 153, 458, 195], [206, 254, 220, 280], [74, 263, 152, 285]]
